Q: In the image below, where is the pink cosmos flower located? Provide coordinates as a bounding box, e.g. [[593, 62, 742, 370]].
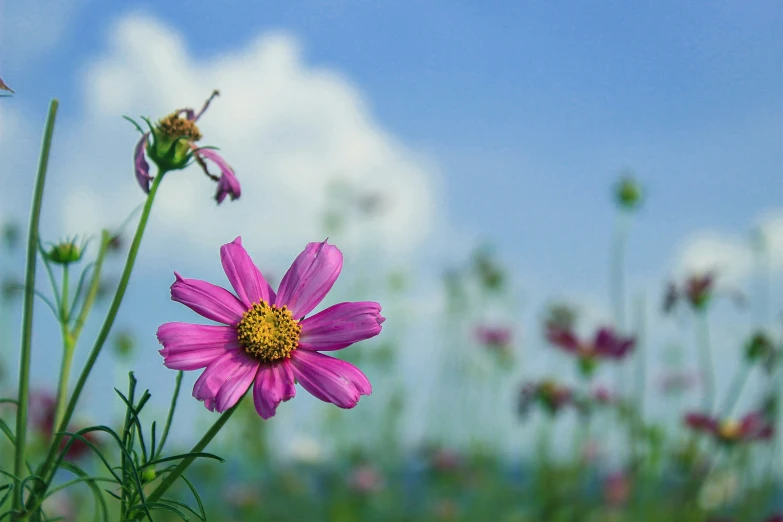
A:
[[157, 237, 385, 418]]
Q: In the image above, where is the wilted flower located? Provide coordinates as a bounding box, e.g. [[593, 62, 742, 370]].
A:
[[614, 175, 642, 210], [518, 380, 573, 417], [44, 237, 86, 265], [131, 90, 241, 203], [546, 323, 635, 376], [685, 411, 774, 444], [157, 237, 385, 418]]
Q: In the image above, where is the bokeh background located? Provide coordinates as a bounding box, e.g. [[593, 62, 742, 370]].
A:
[[1, 2, 782, 520]]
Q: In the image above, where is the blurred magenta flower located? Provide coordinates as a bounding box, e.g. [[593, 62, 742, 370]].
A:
[[592, 385, 614, 405], [131, 90, 241, 203], [475, 325, 511, 347], [603, 471, 631, 506], [348, 464, 384, 494], [546, 323, 634, 375], [157, 237, 385, 418], [685, 411, 774, 444], [28, 391, 98, 461]]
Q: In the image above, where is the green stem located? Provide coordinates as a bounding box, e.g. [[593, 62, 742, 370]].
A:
[[70, 231, 110, 340], [52, 334, 75, 435], [696, 312, 715, 413], [53, 233, 109, 438], [24, 173, 164, 518], [132, 403, 240, 520], [52, 265, 72, 433], [12, 99, 58, 517], [154, 371, 183, 461], [610, 211, 630, 332], [719, 364, 751, 418]]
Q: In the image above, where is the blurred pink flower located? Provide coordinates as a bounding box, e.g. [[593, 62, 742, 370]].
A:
[[685, 411, 774, 444], [158, 237, 385, 418], [546, 325, 635, 361], [604, 471, 630, 506], [348, 464, 384, 494], [28, 390, 98, 461]]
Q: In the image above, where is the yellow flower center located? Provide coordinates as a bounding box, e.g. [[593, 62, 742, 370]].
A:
[[157, 112, 202, 142], [717, 419, 741, 441], [236, 301, 301, 362]]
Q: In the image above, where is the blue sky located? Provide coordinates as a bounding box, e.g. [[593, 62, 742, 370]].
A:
[[1, 1, 782, 455]]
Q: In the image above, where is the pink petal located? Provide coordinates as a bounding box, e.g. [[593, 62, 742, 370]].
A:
[[157, 322, 239, 370], [220, 237, 275, 308], [546, 325, 580, 352], [196, 148, 241, 203], [276, 241, 343, 320], [170, 272, 246, 325], [253, 360, 297, 419], [193, 350, 259, 412], [684, 412, 717, 433], [134, 133, 152, 194], [298, 301, 385, 351], [289, 350, 371, 409]]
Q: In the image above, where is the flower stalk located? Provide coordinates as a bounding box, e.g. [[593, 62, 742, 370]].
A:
[[13, 99, 59, 516]]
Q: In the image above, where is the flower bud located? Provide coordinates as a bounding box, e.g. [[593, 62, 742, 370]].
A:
[[615, 175, 642, 210], [44, 238, 85, 265]]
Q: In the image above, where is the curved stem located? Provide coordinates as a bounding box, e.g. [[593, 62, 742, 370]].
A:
[[12, 99, 58, 516], [24, 173, 164, 518], [133, 402, 240, 520]]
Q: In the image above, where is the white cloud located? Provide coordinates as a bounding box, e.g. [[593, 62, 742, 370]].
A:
[[54, 14, 439, 269], [674, 210, 783, 283]]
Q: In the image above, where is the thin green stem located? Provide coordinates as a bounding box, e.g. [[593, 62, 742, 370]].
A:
[[610, 211, 630, 332], [719, 364, 751, 418], [696, 312, 715, 413], [133, 402, 240, 520], [12, 99, 59, 517], [71, 231, 110, 340], [60, 265, 69, 323], [155, 371, 183, 461], [51, 334, 74, 435], [24, 173, 164, 518]]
